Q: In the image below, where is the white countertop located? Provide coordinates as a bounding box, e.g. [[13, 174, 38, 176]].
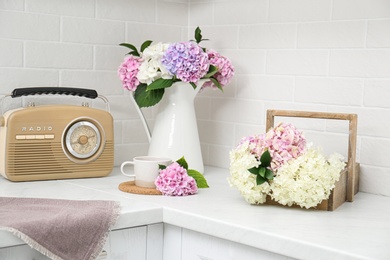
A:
[[1, 166, 389, 260]]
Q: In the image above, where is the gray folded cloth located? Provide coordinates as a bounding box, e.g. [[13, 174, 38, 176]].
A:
[[0, 197, 120, 260]]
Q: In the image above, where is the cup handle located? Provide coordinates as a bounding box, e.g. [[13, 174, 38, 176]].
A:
[[120, 161, 135, 177]]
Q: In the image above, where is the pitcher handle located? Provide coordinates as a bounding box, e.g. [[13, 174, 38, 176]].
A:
[[129, 93, 152, 142]]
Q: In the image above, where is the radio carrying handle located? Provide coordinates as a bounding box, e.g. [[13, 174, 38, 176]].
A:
[[11, 87, 98, 99], [3, 87, 110, 112]]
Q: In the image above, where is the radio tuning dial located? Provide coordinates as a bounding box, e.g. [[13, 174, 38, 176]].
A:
[[65, 121, 102, 160]]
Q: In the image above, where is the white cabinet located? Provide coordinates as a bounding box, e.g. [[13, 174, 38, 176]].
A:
[[105, 225, 148, 259], [0, 223, 163, 260], [163, 224, 294, 260], [0, 244, 49, 260], [0, 223, 295, 260]]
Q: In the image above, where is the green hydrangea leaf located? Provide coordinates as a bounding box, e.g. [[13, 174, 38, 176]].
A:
[[258, 167, 266, 178], [140, 40, 153, 52], [176, 156, 188, 170], [119, 43, 140, 57], [248, 166, 259, 175], [159, 164, 167, 170], [256, 175, 266, 185], [134, 84, 164, 108], [265, 169, 274, 180], [190, 82, 197, 89], [210, 77, 223, 91], [248, 162, 274, 185], [194, 26, 202, 43], [147, 78, 174, 91], [204, 65, 218, 78], [127, 51, 139, 56], [260, 150, 271, 167], [188, 169, 209, 188]]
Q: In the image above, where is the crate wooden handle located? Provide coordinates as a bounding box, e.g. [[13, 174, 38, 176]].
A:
[[266, 110, 358, 202]]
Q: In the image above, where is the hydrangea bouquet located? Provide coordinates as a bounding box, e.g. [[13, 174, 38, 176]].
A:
[[155, 157, 209, 196], [118, 27, 234, 108], [229, 122, 346, 209]]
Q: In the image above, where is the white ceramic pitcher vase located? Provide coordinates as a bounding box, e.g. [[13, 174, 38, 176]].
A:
[[133, 80, 204, 174]]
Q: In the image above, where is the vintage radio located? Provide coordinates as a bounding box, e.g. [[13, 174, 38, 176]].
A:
[[0, 87, 114, 181]]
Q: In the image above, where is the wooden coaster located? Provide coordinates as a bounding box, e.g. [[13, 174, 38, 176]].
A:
[[118, 181, 162, 195]]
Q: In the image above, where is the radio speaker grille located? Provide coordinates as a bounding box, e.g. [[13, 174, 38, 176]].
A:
[[7, 141, 114, 177]]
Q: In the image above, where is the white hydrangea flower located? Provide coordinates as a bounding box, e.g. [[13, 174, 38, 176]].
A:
[[137, 42, 173, 85], [228, 141, 271, 204], [270, 146, 345, 209]]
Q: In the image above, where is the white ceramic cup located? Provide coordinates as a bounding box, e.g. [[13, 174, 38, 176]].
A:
[[120, 156, 172, 188]]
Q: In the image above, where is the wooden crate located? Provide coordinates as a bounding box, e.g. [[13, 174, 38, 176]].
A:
[[265, 110, 359, 211]]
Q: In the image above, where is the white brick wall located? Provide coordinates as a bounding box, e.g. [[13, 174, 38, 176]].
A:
[[332, 0, 390, 20], [364, 80, 390, 108], [268, 0, 331, 22], [0, 39, 23, 66], [26, 0, 96, 17], [25, 42, 94, 69], [0, 0, 389, 197], [330, 50, 390, 77], [62, 17, 125, 45], [297, 21, 366, 48], [294, 77, 363, 106], [0, 10, 60, 40], [240, 24, 296, 49], [267, 50, 329, 75], [367, 20, 390, 47]]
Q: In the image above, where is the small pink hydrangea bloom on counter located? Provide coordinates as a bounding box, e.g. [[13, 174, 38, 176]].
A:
[[155, 162, 198, 196]]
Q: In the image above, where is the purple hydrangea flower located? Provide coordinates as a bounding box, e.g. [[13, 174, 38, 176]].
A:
[[161, 42, 209, 83], [155, 162, 198, 196]]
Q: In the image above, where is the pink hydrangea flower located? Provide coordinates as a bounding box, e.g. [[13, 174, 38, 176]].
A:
[[265, 123, 306, 170], [202, 49, 234, 89], [238, 122, 306, 172], [239, 134, 267, 157], [155, 162, 198, 196], [118, 55, 141, 91]]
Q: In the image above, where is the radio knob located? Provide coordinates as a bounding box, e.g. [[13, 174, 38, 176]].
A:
[[78, 135, 88, 145]]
